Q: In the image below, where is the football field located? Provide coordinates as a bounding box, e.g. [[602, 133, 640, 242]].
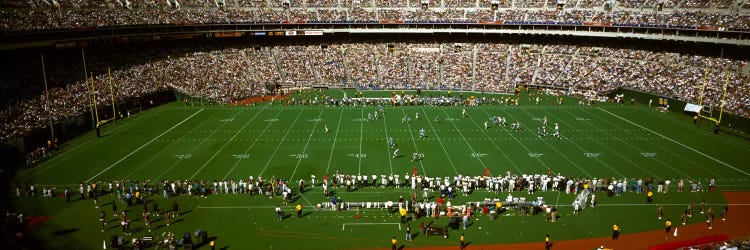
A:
[[12, 89, 750, 249]]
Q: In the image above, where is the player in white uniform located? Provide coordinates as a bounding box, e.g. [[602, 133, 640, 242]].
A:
[[402, 115, 408, 123], [484, 121, 489, 129], [367, 113, 373, 121], [388, 137, 395, 148], [543, 115, 548, 128], [462, 109, 467, 117], [324, 123, 329, 133], [393, 146, 400, 159], [553, 123, 560, 139], [434, 116, 440, 124], [415, 112, 419, 120], [419, 128, 425, 139]]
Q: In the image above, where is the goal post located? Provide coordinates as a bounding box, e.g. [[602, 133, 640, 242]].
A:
[[696, 67, 730, 127]]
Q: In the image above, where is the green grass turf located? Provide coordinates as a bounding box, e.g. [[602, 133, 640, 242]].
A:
[[11, 90, 750, 249]]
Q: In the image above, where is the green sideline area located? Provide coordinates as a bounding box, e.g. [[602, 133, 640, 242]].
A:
[[11, 90, 750, 249]]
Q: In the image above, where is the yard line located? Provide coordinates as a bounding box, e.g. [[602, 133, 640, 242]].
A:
[[401, 108, 428, 176], [189, 107, 265, 179], [597, 107, 749, 177], [498, 108, 593, 178], [85, 108, 204, 183], [583, 107, 723, 178], [154, 109, 246, 180], [123, 109, 226, 179], [561, 108, 695, 179], [258, 110, 305, 177], [478, 108, 547, 173], [222, 105, 280, 179], [528, 110, 627, 178], [465, 109, 522, 174], [638, 107, 750, 152], [381, 107, 394, 175], [289, 108, 326, 182], [195, 203, 750, 209], [438, 109, 486, 170], [21, 108, 166, 181], [325, 109, 345, 174], [358, 107, 365, 175], [418, 107, 459, 175]]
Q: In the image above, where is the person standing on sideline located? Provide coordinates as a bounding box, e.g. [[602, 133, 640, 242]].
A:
[[296, 204, 302, 218], [406, 224, 412, 241], [112, 201, 118, 217], [658, 205, 663, 220], [460, 233, 465, 249], [665, 219, 672, 239], [210, 240, 215, 250], [399, 207, 407, 224], [99, 211, 106, 232], [545, 234, 552, 250], [721, 205, 728, 221], [681, 211, 688, 226], [275, 205, 283, 221], [647, 191, 653, 203], [391, 236, 397, 250], [612, 223, 620, 240], [172, 201, 179, 218]]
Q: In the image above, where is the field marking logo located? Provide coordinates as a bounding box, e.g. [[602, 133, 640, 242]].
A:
[[471, 153, 488, 158], [220, 118, 234, 122], [640, 152, 657, 157], [445, 117, 457, 121], [290, 154, 309, 159], [527, 152, 545, 158], [348, 153, 367, 158], [309, 118, 322, 122], [584, 152, 600, 158], [575, 117, 590, 121], [264, 118, 278, 122], [353, 118, 366, 122], [232, 154, 250, 159], [173, 154, 192, 159]]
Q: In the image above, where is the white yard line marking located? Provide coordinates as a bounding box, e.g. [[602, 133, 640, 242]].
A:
[[342, 223, 401, 231], [325, 109, 345, 174], [222, 105, 277, 179], [419, 107, 460, 175], [401, 109, 428, 176], [638, 107, 750, 152], [358, 107, 365, 175], [584, 108, 720, 178], [195, 203, 750, 209], [189, 106, 269, 179], [123, 110, 226, 180], [597, 108, 748, 177], [289, 108, 325, 182], [565, 108, 694, 179], [382, 107, 394, 175], [85, 109, 204, 183], [258, 110, 304, 176], [155, 109, 245, 180], [466, 110, 521, 174], [439, 109, 487, 171], [509, 109, 593, 178], [479, 108, 547, 173], [23, 109, 166, 181], [535, 110, 628, 178]]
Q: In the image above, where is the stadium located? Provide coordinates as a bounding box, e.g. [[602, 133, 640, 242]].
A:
[[1, 1, 750, 249]]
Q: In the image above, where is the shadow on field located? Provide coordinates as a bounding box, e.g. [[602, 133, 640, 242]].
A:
[[52, 228, 78, 236]]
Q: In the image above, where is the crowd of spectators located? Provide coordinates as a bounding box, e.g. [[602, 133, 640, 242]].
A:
[[1, 42, 747, 142], [1, 0, 750, 31]]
